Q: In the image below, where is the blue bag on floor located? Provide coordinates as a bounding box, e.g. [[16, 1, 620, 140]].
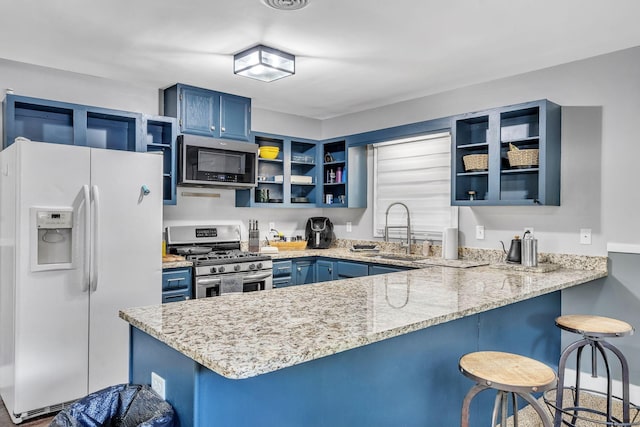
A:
[[49, 384, 175, 427]]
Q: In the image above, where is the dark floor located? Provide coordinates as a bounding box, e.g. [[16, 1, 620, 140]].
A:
[[0, 400, 55, 427]]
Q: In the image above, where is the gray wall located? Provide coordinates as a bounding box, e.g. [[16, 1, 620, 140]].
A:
[[561, 252, 640, 386], [322, 46, 640, 256]]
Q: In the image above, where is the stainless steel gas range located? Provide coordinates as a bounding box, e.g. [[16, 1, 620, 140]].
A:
[[166, 225, 273, 298]]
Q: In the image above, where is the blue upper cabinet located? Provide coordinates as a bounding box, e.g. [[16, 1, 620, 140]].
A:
[[3, 94, 143, 151], [219, 93, 251, 141], [163, 83, 251, 141], [181, 86, 218, 136], [451, 99, 561, 206]]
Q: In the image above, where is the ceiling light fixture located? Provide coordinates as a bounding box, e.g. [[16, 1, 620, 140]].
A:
[[262, 0, 309, 11], [233, 45, 295, 82]]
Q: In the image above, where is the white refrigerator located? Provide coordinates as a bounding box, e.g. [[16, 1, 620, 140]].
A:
[[0, 140, 162, 423]]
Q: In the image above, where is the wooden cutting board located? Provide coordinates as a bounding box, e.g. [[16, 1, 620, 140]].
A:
[[162, 254, 185, 263]]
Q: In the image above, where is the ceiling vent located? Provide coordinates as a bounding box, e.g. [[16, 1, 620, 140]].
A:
[[262, 0, 309, 10]]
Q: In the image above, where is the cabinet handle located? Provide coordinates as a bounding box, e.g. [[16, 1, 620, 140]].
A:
[[210, 125, 216, 131], [297, 267, 301, 272], [166, 277, 186, 282], [221, 127, 226, 132], [328, 268, 333, 273]]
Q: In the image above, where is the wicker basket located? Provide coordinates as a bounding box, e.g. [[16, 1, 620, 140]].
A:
[[507, 149, 539, 168], [462, 154, 488, 171], [268, 240, 308, 251]]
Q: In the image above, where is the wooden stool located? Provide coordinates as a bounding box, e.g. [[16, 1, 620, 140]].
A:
[[551, 314, 635, 426], [459, 351, 556, 427]]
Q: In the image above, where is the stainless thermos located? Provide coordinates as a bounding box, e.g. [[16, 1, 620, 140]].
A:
[[521, 230, 538, 267]]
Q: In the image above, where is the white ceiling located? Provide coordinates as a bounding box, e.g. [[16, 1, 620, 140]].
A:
[[2, 0, 640, 120]]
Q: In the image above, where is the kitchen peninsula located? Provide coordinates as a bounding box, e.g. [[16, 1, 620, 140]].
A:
[[120, 255, 606, 426]]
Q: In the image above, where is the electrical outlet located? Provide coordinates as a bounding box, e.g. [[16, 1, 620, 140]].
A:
[[475, 225, 485, 240], [580, 228, 592, 245], [346, 222, 352, 232], [151, 372, 166, 400], [268, 222, 275, 231], [523, 227, 534, 236]]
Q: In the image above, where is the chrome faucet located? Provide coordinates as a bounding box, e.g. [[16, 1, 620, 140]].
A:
[[384, 202, 411, 254]]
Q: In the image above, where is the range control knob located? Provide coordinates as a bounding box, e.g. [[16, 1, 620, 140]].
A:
[[218, 266, 225, 273], [249, 264, 256, 270], [256, 263, 263, 270], [210, 267, 217, 274], [234, 265, 241, 272]]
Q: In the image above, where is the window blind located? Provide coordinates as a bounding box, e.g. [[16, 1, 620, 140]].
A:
[[373, 132, 456, 241]]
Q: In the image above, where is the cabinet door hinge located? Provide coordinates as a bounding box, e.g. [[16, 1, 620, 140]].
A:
[[179, 93, 183, 101], [179, 119, 182, 127]]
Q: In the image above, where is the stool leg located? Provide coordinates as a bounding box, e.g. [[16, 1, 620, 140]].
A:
[[555, 338, 589, 427], [461, 384, 488, 427], [512, 392, 519, 427], [491, 390, 504, 427], [599, 339, 632, 424], [519, 392, 553, 427]]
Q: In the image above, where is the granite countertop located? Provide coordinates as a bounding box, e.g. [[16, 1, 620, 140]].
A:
[[121, 254, 606, 380]]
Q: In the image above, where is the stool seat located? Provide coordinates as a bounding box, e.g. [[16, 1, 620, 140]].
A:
[[460, 351, 557, 392], [556, 315, 634, 338], [459, 351, 556, 427]]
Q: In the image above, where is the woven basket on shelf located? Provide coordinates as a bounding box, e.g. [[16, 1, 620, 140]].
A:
[[462, 154, 488, 171], [507, 149, 539, 168]]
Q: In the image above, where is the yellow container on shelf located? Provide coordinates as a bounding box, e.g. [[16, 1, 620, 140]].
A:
[[259, 146, 279, 159]]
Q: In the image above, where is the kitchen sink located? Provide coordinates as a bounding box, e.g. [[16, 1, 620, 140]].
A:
[[361, 253, 426, 262]]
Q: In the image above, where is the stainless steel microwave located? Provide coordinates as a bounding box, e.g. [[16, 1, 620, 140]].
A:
[[178, 135, 258, 188]]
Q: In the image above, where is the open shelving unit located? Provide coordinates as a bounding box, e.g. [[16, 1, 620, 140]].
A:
[[290, 140, 317, 205], [451, 99, 561, 206]]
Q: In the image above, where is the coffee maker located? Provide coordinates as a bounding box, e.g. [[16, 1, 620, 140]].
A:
[[305, 217, 334, 249]]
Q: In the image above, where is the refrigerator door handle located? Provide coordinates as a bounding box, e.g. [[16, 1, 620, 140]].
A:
[[90, 185, 101, 292], [82, 185, 91, 292]]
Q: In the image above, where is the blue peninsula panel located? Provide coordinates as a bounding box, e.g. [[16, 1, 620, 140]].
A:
[[129, 291, 561, 426]]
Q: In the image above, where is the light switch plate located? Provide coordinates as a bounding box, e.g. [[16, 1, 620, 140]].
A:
[[475, 225, 485, 240], [580, 228, 592, 245]]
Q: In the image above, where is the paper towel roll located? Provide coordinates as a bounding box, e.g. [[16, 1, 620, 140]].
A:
[[442, 227, 458, 260]]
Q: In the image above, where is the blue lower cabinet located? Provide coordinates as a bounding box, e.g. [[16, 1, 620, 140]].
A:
[[272, 260, 293, 288], [273, 277, 294, 288], [369, 264, 410, 276], [162, 267, 192, 303], [336, 261, 369, 279], [294, 260, 315, 285], [315, 259, 336, 282]]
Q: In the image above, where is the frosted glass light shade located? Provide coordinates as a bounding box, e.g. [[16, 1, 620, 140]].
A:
[[234, 45, 295, 82]]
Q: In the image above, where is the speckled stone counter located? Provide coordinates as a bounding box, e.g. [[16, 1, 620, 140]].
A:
[[120, 260, 606, 380], [162, 260, 192, 269]]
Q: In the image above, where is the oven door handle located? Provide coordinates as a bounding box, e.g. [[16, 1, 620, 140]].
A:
[[196, 277, 221, 286], [242, 272, 272, 283]]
